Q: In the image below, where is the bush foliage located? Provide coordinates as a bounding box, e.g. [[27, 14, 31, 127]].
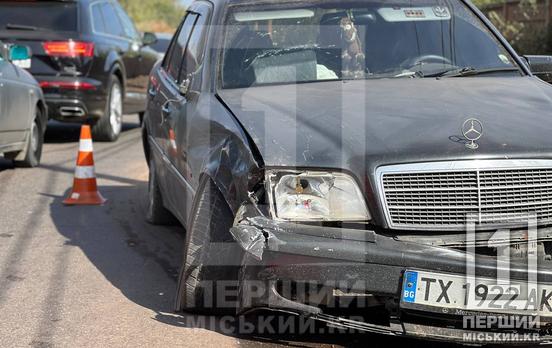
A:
[[473, 0, 552, 55], [119, 0, 185, 33]]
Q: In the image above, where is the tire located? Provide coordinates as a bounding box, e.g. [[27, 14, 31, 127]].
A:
[[7, 107, 44, 168], [92, 77, 123, 142], [146, 157, 177, 225], [175, 177, 243, 314]]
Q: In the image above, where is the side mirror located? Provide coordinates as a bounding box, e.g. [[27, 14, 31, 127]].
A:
[[9, 45, 31, 62], [142, 32, 158, 46], [523, 55, 552, 83]]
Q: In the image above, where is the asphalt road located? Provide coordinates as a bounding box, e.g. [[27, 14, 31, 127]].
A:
[[0, 116, 461, 348]]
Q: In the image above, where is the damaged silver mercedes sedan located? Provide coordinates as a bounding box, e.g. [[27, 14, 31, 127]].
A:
[[143, 0, 552, 344]]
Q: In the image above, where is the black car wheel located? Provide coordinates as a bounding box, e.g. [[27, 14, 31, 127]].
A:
[[93, 77, 123, 142], [7, 108, 44, 168], [146, 157, 176, 225], [175, 177, 243, 314]]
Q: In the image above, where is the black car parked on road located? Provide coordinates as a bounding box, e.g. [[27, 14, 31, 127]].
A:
[[144, 0, 552, 344], [0, 0, 159, 141]]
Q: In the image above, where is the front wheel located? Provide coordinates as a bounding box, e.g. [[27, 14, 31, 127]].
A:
[[175, 178, 243, 314], [7, 108, 44, 168], [93, 77, 123, 142]]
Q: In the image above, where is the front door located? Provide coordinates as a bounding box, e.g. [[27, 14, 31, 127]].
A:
[[0, 59, 30, 148], [149, 12, 198, 222], [166, 3, 212, 221]]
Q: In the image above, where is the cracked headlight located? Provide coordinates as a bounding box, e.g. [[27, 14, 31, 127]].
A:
[[266, 170, 370, 221]]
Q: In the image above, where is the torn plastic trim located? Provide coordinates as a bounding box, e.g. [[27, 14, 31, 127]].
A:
[[230, 223, 267, 261], [230, 201, 378, 261], [230, 203, 271, 260], [230, 202, 292, 261]]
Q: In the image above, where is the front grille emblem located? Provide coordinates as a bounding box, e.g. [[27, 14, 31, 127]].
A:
[[462, 118, 483, 149]]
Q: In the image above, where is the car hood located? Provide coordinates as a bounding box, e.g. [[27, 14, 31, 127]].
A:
[[219, 76, 552, 174]]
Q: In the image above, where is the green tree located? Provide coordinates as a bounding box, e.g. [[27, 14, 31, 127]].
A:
[[119, 0, 185, 33], [472, 0, 503, 6], [473, 0, 551, 54]]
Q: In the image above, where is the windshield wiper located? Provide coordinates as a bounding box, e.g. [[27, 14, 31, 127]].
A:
[[5, 23, 39, 31], [427, 66, 520, 78], [393, 70, 424, 78]]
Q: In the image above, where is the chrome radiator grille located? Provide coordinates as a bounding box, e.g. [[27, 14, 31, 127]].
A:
[[377, 161, 552, 230]]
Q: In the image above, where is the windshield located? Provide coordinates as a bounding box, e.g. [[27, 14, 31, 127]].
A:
[[221, 0, 520, 88], [0, 2, 78, 32]]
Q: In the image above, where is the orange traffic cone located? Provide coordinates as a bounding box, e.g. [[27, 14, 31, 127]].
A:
[[63, 125, 107, 205]]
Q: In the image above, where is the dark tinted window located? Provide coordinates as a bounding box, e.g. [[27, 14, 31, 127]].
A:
[[151, 38, 172, 54], [100, 2, 125, 37], [114, 4, 140, 40], [163, 26, 180, 69], [91, 4, 107, 33], [180, 14, 209, 78], [0, 2, 78, 32], [165, 13, 198, 81]]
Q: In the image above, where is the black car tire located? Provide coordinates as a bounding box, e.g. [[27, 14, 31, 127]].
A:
[[7, 108, 43, 168], [175, 177, 243, 314], [146, 157, 177, 225], [93, 77, 123, 142]]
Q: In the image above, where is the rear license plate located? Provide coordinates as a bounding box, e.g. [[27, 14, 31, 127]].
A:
[[13, 59, 31, 69], [402, 270, 552, 317]]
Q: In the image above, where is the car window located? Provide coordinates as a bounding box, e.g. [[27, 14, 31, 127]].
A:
[[113, 3, 140, 41], [221, 0, 520, 88], [100, 2, 125, 37], [164, 13, 198, 81], [151, 38, 172, 54], [179, 12, 210, 80], [162, 23, 182, 71], [0, 2, 78, 32], [91, 3, 107, 33]]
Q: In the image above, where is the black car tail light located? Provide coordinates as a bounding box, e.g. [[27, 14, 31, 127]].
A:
[[39, 81, 96, 91], [42, 41, 94, 58]]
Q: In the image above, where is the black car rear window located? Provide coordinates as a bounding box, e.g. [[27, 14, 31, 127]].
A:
[[0, 2, 78, 32]]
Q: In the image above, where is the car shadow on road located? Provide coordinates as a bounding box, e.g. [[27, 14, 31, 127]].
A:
[[45, 178, 192, 333], [46, 178, 462, 348], [45, 115, 141, 143]]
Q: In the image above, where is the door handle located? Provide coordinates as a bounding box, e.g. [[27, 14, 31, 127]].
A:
[[161, 102, 171, 115], [160, 100, 172, 125]]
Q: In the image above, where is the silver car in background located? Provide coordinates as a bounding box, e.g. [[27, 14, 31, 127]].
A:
[[0, 43, 47, 167]]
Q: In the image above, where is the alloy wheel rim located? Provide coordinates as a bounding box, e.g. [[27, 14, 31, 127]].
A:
[[30, 121, 39, 154], [109, 83, 123, 136]]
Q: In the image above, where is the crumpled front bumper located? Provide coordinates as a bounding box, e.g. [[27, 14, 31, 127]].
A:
[[230, 204, 552, 345]]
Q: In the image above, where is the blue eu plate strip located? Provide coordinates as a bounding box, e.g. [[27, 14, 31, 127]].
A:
[[402, 271, 418, 303]]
